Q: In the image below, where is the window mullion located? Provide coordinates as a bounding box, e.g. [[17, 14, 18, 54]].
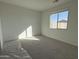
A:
[[57, 13, 59, 29]]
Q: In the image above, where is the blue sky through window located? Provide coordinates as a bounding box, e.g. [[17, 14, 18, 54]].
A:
[[50, 10, 69, 29], [58, 11, 68, 21], [50, 11, 68, 22], [50, 13, 57, 23]]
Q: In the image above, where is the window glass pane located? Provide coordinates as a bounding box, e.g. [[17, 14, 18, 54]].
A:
[[50, 13, 57, 29], [58, 11, 68, 21], [58, 11, 69, 29]]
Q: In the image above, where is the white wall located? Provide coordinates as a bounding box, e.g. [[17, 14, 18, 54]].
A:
[[0, 17, 3, 50], [0, 2, 41, 41], [41, 0, 78, 46]]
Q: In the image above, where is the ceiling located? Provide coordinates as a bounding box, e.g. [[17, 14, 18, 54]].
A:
[[0, 0, 72, 11]]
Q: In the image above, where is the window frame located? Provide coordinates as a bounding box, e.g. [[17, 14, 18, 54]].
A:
[[49, 9, 69, 30]]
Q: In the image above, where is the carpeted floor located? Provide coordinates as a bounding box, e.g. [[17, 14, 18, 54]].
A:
[[0, 40, 32, 59], [21, 36, 78, 59]]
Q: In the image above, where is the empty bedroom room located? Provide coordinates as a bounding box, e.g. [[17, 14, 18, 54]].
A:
[[0, 0, 78, 59]]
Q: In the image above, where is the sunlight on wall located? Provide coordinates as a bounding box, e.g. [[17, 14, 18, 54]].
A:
[[18, 26, 32, 39], [18, 26, 39, 40], [18, 31, 26, 39], [26, 26, 32, 37]]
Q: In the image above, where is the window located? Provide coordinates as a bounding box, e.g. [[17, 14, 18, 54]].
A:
[[50, 10, 69, 29]]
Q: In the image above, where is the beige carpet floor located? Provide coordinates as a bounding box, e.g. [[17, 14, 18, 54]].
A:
[[21, 36, 78, 59], [0, 40, 32, 59]]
